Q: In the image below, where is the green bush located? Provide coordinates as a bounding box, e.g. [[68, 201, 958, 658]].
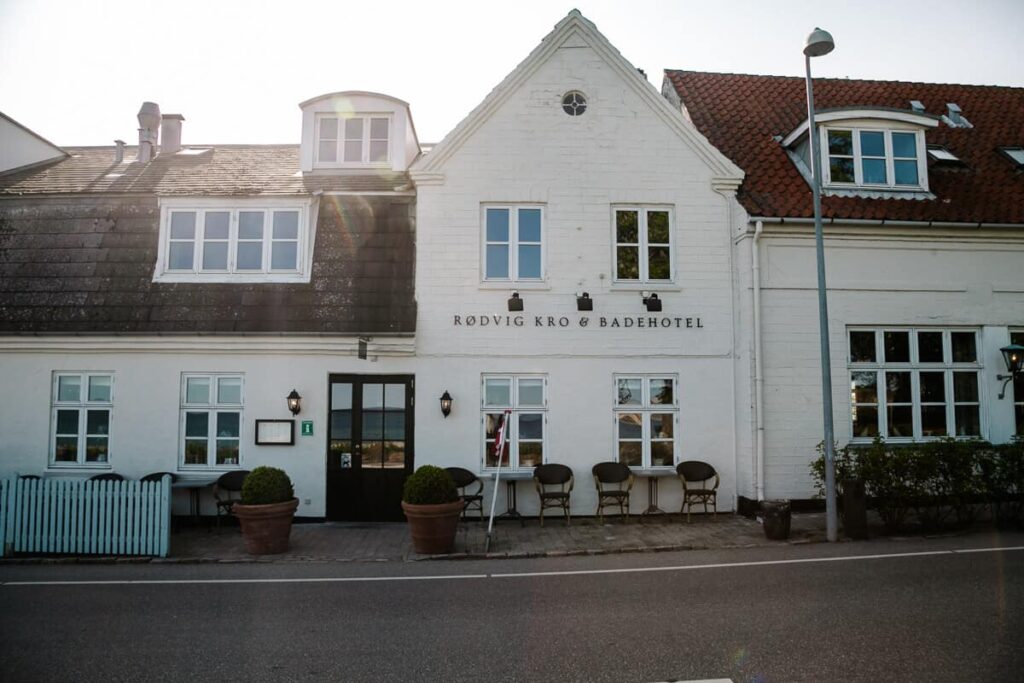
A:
[[240, 466, 294, 505], [402, 465, 458, 505], [809, 438, 1023, 532]]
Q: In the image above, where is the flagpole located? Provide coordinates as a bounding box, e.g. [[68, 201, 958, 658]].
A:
[[485, 409, 511, 553]]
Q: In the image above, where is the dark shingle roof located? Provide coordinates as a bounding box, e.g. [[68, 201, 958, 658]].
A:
[[665, 71, 1024, 224], [0, 145, 411, 196], [0, 195, 415, 335]]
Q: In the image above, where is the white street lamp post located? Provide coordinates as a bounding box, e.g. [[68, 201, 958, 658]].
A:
[[803, 27, 839, 542]]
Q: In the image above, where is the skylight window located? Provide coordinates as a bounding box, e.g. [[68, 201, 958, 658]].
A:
[[927, 146, 960, 163], [999, 147, 1024, 168]]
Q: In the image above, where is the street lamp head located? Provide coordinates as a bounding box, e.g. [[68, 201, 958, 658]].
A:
[[803, 27, 835, 57]]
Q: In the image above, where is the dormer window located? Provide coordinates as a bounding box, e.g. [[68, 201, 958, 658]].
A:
[[316, 114, 390, 166], [824, 127, 924, 188]]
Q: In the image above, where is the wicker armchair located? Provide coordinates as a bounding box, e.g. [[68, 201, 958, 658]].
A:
[[213, 470, 250, 527], [445, 467, 484, 521], [592, 462, 634, 523], [533, 463, 574, 527], [676, 460, 719, 522]]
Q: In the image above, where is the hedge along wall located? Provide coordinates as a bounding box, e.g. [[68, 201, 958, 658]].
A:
[[811, 439, 1024, 532]]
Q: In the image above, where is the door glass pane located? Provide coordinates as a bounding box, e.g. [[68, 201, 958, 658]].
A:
[[363, 384, 384, 409], [484, 379, 511, 407], [186, 377, 210, 404], [383, 442, 405, 468], [951, 332, 976, 362], [884, 331, 910, 363], [362, 411, 384, 439], [384, 412, 405, 440], [617, 378, 642, 405], [58, 375, 81, 402], [917, 332, 944, 363], [330, 411, 352, 439], [518, 379, 543, 407], [849, 331, 876, 362], [384, 383, 405, 409], [331, 383, 352, 410], [88, 376, 112, 402], [362, 441, 384, 468]]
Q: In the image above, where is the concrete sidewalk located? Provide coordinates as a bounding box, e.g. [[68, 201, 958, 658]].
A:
[[167, 512, 828, 563]]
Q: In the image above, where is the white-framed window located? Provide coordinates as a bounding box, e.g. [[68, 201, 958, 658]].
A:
[[614, 375, 679, 468], [613, 207, 673, 283], [315, 113, 391, 166], [51, 372, 113, 466], [180, 374, 243, 468], [848, 328, 982, 441], [823, 126, 926, 189], [1012, 330, 1024, 437], [481, 375, 546, 470], [157, 199, 310, 282], [482, 206, 544, 281]]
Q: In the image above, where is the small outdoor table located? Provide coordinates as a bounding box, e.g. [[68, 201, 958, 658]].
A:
[[172, 475, 221, 520], [634, 468, 677, 517], [491, 470, 533, 526]]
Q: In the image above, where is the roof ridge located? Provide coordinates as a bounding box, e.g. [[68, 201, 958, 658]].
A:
[[665, 69, 1024, 91]]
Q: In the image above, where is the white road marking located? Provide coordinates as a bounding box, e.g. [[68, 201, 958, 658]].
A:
[[2, 544, 1021, 587]]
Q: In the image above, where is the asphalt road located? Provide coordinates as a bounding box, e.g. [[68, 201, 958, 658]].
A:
[[1, 535, 1022, 682]]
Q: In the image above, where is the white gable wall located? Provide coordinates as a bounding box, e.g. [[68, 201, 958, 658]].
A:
[[414, 28, 749, 516], [0, 115, 65, 174]]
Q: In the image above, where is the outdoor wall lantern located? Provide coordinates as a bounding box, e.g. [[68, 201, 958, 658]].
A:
[[997, 343, 1024, 399], [576, 292, 593, 311], [642, 292, 662, 312], [508, 292, 524, 312], [286, 389, 302, 415], [439, 390, 453, 418]]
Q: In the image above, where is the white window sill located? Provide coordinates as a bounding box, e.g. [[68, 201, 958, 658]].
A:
[[155, 272, 309, 284], [609, 283, 681, 292]]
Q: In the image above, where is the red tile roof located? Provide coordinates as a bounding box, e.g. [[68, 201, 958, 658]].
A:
[[0, 145, 410, 196], [665, 71, 1024, 224]]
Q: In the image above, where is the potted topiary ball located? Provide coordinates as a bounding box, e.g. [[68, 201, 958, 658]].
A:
[[401, 465, 462, 554], [232, 466, 299, 555]]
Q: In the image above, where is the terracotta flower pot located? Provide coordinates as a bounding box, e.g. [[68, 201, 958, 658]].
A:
[[233, 498, 299, 555], [401, 499, 463, 554]]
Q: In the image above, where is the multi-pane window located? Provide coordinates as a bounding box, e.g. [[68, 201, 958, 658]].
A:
[[482, 375, 546, 470], [316, 114, 390, 165], [848, 329, 981, 441], [483, 206, 543, 281], [163, 207, 303, 276], [181, 374, 243, 468], [51, 373, 112, 465], [824, 127, 923, 188], [614, 375, 679, 468], [614, 207, 672, 282], [1013, 331, 1024, 436]]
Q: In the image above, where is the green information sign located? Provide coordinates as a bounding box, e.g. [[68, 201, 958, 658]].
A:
[[301, 420, 314, 437]]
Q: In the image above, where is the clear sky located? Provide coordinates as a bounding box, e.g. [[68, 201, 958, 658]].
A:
[[2, 0, 1021, 147]]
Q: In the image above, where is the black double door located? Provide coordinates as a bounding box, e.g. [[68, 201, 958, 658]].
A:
[[326, 375, 414, 521]]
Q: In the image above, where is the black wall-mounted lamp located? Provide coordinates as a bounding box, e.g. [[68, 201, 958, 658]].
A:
[[576, 292, 593, 311], [508, 292, 523, 312], [286, 389, 302, 415], [642, 292, 662, 312], [997, 343, 1024, 399], [439, 390, 453, 418]]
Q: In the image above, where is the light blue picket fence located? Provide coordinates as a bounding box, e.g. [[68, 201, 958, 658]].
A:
[[0, 477, 171, 558]]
